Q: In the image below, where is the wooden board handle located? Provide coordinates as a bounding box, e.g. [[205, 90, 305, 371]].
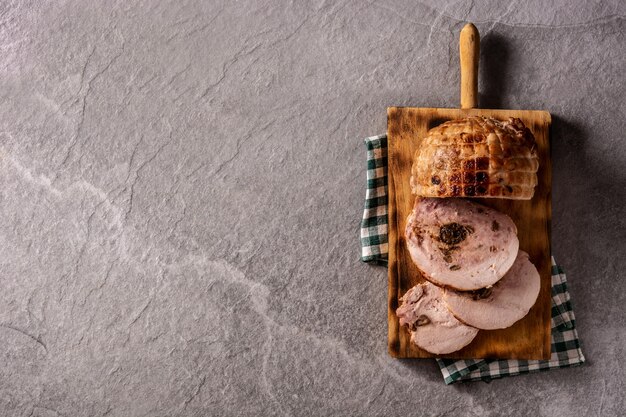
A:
[[460, 23, 480, 109]]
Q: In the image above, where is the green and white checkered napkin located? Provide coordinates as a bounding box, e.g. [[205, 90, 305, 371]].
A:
[[360, 135, 585, 384]]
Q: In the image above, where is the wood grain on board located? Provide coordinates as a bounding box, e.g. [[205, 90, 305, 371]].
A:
[[387, 107, 552, 360]]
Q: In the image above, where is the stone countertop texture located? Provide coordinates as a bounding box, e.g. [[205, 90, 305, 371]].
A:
[[0, 1, 625, 416]]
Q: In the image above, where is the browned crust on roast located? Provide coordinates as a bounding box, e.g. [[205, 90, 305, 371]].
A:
[[411, 116, 539, 200]]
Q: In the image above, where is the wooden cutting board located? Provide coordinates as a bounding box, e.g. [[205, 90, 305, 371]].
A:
[[387, 24, 552, 360]]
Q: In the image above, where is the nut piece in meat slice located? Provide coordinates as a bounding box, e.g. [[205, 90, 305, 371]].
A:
[[405, 197, 519, 291], [443, 250, 541, 330], [396, 281, 478, 355], [410, 116, 539, 200]]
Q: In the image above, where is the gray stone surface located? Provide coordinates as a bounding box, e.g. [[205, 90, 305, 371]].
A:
[[0, 0, 624, 415]]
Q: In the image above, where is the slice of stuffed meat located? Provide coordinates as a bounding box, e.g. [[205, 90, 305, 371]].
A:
[[405, 198, 519, 291], [443, 250, 541, 330], [396, 281, 478, 354]]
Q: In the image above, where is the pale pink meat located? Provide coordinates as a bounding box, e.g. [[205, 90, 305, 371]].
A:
[[443, 250, 541, 330], [396, 281, 478, 355], [405, 198, 519, 291]]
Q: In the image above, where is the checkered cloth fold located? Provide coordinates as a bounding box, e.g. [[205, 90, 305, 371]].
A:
[[360, 134, 585, 384]]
